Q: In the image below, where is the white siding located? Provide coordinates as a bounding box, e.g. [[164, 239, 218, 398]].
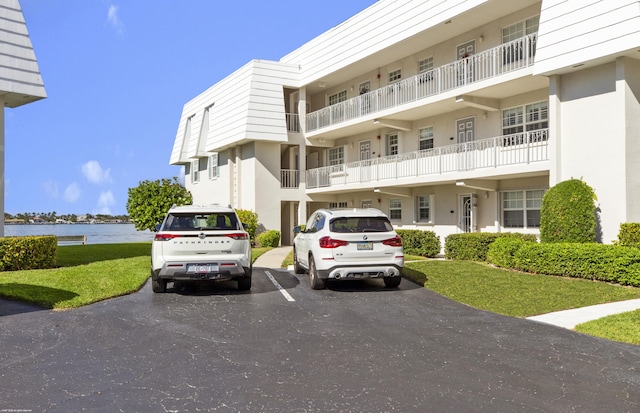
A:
[[0, 0, 46, 106], [280, 0, 486, 84], [170, 60, 298, 165], [534, 0, 640, 75]]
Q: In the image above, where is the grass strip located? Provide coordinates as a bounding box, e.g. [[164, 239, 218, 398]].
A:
[[404, 260, 639, 317]]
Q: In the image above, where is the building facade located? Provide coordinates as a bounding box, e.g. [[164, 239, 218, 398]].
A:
[[170, 0, 640, 246]]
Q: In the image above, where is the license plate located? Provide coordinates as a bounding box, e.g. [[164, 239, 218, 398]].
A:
[[356, 242, 373, 251], [187, 264, 219, 274]]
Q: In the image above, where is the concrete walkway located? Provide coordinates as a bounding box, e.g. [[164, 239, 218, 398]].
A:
[[254, 246, 640, 330]]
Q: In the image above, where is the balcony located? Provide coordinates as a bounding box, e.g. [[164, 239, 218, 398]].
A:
[[306, 33, 537, 132], [281, 169, 300, 188], [305, 129, 549, 190], [286, 113, 301, 132]]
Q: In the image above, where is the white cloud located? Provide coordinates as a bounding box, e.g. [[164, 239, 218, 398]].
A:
[[64, 183, 81, 203], [82, 160, 113, 184], [43, 180, 59, 198], [107, 5, 124, 34], [94, 190, 115, 215]]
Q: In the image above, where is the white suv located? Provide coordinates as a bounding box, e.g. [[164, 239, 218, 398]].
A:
[[151, 205, 252, 293], [292, 208, 404, 290]]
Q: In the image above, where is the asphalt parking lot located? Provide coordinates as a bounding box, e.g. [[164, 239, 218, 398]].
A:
[[1, 267, 639, 412]]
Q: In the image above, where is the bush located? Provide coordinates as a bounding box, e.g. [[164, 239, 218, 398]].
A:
[[257, 230, 280, 248], [0, 236, 57, 271], [540, 179, 597, 243], [236, 209, 259, 241], [512, 242, 640, 286], [618, 223, 640, 247], [445, 232, 538, 261], [486, 237, 533, 268], [396, 229, 440, 258]]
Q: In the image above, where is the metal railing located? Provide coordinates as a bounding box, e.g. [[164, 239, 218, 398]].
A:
[[306, 33, 537, 132], [286, 113, 301, 132], [280, 169, 300, 188], [305, 129, 548, 189]]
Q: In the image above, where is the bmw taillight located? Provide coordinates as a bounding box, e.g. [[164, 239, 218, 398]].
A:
[[382, 235, 403, 247], [319, 236, 348, 248], [154, 233, 181, 241], [226, 233, 249, 240]]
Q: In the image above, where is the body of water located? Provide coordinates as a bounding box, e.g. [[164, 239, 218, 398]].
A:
[[4, 223, 154, 244]]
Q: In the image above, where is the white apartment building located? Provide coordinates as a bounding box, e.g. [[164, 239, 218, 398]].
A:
[[170, 0, 640, 246]]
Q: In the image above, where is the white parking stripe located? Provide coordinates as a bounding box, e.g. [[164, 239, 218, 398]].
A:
[[265, 270, 295, 302]]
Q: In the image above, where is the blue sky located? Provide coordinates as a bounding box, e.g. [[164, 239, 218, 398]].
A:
[[6, 0, 376, 216]]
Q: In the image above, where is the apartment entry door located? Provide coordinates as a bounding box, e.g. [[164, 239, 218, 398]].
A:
[[459, 194, 477, 233], [457, 40, 476, 85], [360, 140, 371, 181], [457, 117, 475, 170]]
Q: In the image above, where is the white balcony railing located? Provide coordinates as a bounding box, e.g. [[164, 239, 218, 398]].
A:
[[305, 129, 549, 189], [306, 33, 537, 132], [281, 169, 300, 188], [286, 113, 301, 132]]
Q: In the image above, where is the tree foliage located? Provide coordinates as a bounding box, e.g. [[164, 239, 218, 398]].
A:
[[126, 177, 192, 231], [540, 178, 597, 243]]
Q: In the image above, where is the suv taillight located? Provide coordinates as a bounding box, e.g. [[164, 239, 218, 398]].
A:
[[154, 233, 181, 241], [226, 233, 249, 240], [382, 235, 403, 247], [319, 236, 348, 248]]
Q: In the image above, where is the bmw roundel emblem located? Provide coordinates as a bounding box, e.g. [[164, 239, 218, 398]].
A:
[[362, 235, 368, 241]]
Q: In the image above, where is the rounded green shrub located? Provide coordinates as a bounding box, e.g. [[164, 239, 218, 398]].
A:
[[257, 230, 280, 248], [396, 229, 441, 258], [540, 179, 597, 243], [236, 209, 259, 241]]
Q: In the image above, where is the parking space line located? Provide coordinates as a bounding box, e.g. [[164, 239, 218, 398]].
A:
[[265, 271, 295, 302]]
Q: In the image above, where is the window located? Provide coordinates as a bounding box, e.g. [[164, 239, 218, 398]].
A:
[[388, 69, 402, 83], [419, 127, 434, 150], [208, 153, 219, 179], [387, 133, 399, 155], [328, 146, 344, 166], [329, 202, 348, 209], [389, 199, 402, 220], [418, 57, 434, 81], [502, 16, 539, 63], [502, 101, 548, 144], [415, 195, 432, 223], [191, 160, 199, 183], [329, 90, 347, 106], [502, 189, 545, 228]]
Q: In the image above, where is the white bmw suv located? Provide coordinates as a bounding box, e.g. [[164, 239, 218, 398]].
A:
[[292, 208, 404, 290], [151, 205, 252, 293]]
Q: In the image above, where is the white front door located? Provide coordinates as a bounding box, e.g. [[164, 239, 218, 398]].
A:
[[457, 117, 475, 170], [360, 140, 371, 181], [460, 195, 472, 233], [456, 40, 476, 85]]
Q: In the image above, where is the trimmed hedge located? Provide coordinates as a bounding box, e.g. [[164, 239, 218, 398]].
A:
[[0, 236, 57, 271], [486, 237, 532, 269], [445, 232, 537, 261], [396, 229, 440, 258], [511, 242, 640, 287], [618, 223, 640, 247], [257, 230, 281, 248], [540, 179, 597, 243]]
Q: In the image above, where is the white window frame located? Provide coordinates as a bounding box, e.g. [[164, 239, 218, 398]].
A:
[[502, 16, 539, 43], [415, 194, 434, 223], [418, 57, 434, 81], [502, 100, 548, 144], [328, 90, 347, 106], [191, 160, 199, 183], [329, 202, 348, 209], [328, 146, 345, 166], [389, 198, 402, 221], [388, 68, 402, 83], [419, 127, 434, 151], [501, 189, 545, 228], [208, 153, 219, 179], [387, 133, 399, 156]]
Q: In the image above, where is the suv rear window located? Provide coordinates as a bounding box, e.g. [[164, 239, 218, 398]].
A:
[[164, 213, 239, 231], [329, 217, 393, 233]]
